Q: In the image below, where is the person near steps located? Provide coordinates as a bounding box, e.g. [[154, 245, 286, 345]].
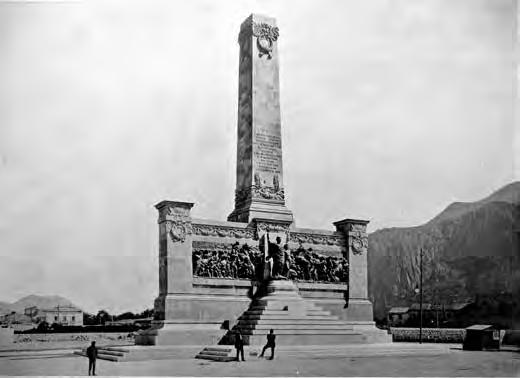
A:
[[86, 341, 98, 376], [234, 328, 245, 361], [259, 329, 276, 359]]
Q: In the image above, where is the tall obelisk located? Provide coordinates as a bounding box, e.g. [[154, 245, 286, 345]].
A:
[[228, 14, 294, 224]]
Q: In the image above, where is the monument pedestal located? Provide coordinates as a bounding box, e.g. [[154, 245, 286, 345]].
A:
[[135, 321, 226, 346]]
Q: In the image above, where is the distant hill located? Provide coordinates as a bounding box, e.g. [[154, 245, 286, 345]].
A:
[[368, 182, 519, 327], [0, 301, 12, 315], [0, 295, 80, 314]]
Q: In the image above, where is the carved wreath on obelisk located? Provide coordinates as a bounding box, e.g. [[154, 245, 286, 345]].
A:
[[252, 22, 279, 59]]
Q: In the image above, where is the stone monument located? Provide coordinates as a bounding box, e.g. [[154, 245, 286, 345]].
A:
[[227, 14, 293, 225], [135, 14, 389, 347]]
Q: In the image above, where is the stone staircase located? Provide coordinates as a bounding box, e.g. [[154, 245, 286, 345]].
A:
[[195, 280, 381, 361], [73, 346, 130, 362], [234, 281, 367, 346]]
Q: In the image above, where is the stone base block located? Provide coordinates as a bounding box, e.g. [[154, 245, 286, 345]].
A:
[[228, 201, 294, 223], [314, 299, 374, 322], [135, 322, 227, 346], [344, 299, 375, 321], [348, 322, 392, 343], [245, 332, 368, 346], [155, 294, 251, 324]]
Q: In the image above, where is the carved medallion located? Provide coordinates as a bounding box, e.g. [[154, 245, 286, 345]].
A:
[[165, 220, 192, 243], [252, 22, 279, 59], [350, 234, 368, 255], [346, 223, 368, 255]]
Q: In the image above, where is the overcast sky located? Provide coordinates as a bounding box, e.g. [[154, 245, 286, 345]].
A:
[[0, 0, 515, 313]]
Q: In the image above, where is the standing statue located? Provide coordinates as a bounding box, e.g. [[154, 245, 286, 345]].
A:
[[192, 251, 202, 277], [272, 174, 280, 192], [263, 235, 273, 280], [254, 172, 262, 187], [267, 233, 285, 279]]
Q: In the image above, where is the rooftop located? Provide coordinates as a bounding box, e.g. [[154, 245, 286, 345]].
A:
[[389, 307, 409, 314]]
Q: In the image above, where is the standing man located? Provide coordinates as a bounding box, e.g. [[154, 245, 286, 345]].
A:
[[86, 341, 98, 376], [259, 329, 276, 360], [234, 328, 245, 362]]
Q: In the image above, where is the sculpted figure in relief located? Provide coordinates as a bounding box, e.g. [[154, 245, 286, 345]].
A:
[[192, 241, 348, 283]]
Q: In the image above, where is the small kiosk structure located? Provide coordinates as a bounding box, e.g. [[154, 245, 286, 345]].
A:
[[463, 325, 500, 351]]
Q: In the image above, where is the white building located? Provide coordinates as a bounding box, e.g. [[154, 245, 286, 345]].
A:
[[28, 305, 84, 326]]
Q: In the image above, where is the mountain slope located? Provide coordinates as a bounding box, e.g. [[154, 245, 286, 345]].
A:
[[1, 295, 80, 313], [0, 301, 12, 315], [368, 182, 518, 324]]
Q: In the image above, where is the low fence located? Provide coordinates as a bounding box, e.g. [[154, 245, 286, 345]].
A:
[[390, 327, 466, 343], [16, 324, 142, 334], [0, 327, 14, 346], [503, 330, 520, 346], [14, 332, 133, 344]]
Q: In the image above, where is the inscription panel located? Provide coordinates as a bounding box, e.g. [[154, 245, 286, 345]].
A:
[[254, 128, 282, 174]]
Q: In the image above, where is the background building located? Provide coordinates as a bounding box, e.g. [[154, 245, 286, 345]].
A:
[[29, 305, 84, 326]]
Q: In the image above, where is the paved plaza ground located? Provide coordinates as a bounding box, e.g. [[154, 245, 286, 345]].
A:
[[0, 343, 519, 376]]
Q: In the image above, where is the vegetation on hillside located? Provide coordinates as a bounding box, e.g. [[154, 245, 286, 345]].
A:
[[368, 182, 519, 328]]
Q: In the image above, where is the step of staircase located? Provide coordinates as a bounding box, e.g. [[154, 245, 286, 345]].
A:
[[92, 349, 125, 357], [238, 319, 352, 326], [194, 346, 236, 362], [103, 346, 130, 353], [74, 350, 119, 362], [237, 324, 355, 331], [239, 314, 340, 321], [245, 333, 368, 346], [244, 309, 333, 316], [72, 350, 118, 362], [73, 346, 131, 362], [243, 329, 360, 335]]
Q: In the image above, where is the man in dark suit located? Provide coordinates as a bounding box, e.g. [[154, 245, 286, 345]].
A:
[[234, 329, 245, 361], [86, 341, 98, 376], [259, 329, 276, 360]]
